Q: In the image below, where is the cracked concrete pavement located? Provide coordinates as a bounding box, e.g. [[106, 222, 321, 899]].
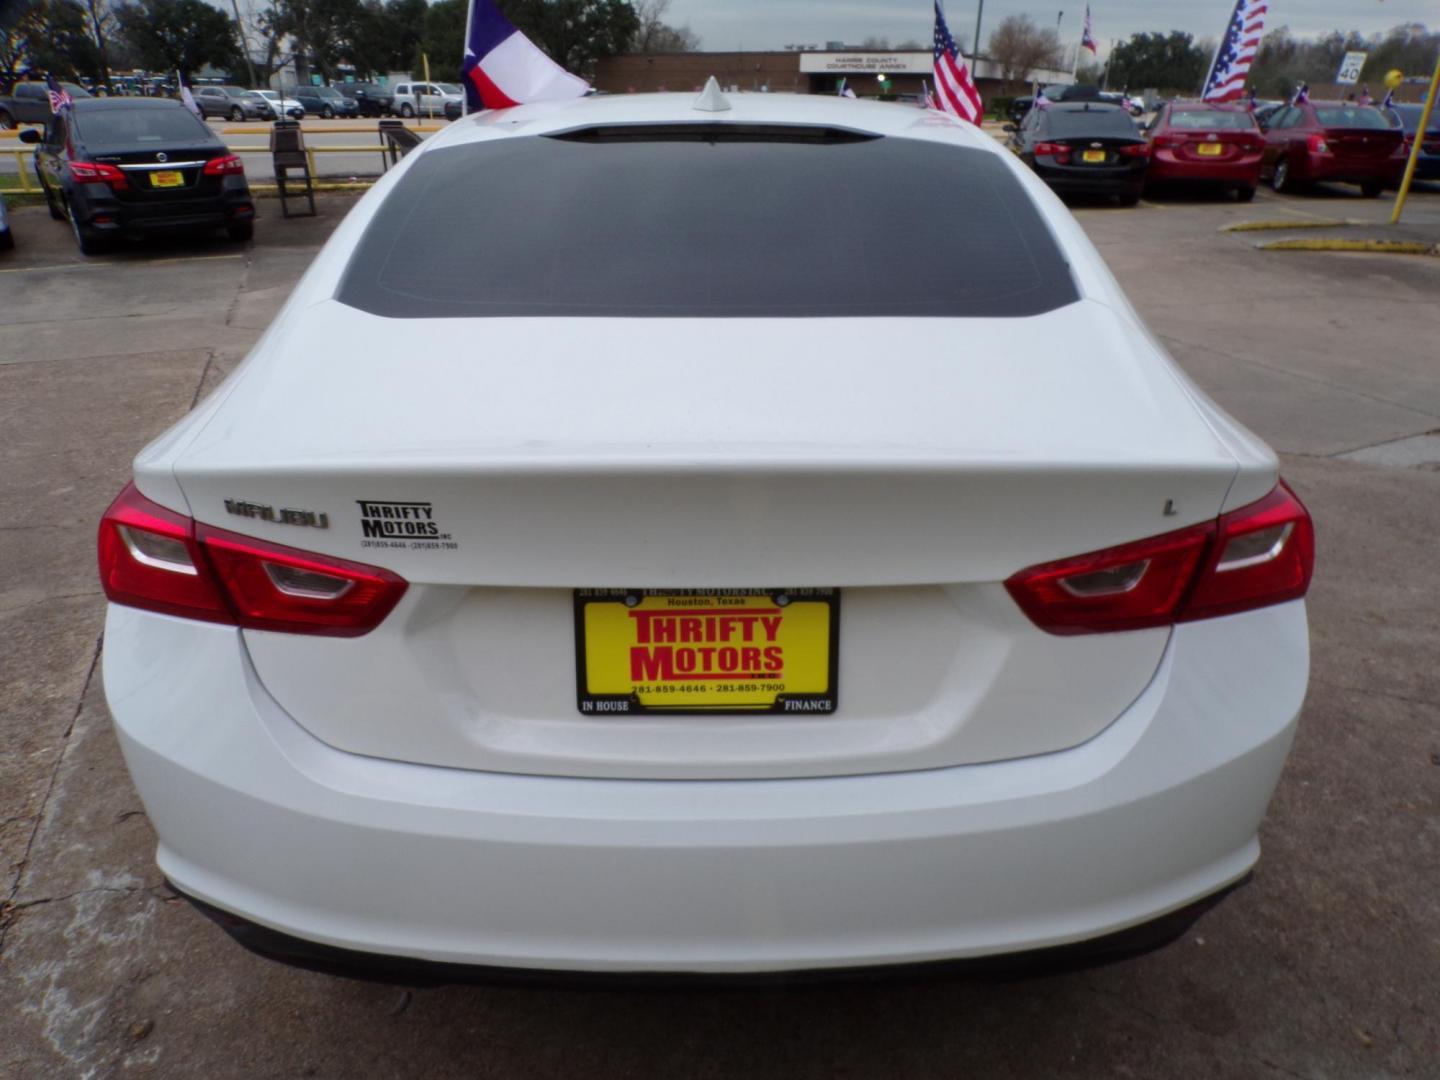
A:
[[1, 185, 1437, 1078]]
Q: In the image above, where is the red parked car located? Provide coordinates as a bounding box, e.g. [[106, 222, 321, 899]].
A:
[[1259, 101, 1404, 196], [1144, 102, 1265, 200]]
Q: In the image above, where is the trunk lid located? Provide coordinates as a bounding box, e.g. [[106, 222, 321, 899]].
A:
[[161, 299, 1245, 779]]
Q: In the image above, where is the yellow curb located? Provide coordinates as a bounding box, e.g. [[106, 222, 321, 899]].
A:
[[248, 181, 374, 195], [1221, 219, 1349, 233], [1257, 238, 1438, 255]]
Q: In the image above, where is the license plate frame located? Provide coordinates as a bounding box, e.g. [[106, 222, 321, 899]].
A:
[[1081, 149, 1107, 164], [1197, 142, 1224, 157], [574, 588, 840, 717], [150, 170, 184, 188]]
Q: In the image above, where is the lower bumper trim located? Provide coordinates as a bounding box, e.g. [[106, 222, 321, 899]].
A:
[[176, 874, 1251, 989]]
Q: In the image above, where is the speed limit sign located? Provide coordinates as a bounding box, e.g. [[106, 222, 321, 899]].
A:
[[1336, 51, 1367, 85]]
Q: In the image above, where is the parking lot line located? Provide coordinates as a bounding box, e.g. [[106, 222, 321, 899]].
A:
[[0, 253, 244, 274]]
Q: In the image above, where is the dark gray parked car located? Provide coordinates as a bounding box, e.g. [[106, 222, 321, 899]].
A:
[[192, 85, 273, 121], [0, 80, 92, 128]]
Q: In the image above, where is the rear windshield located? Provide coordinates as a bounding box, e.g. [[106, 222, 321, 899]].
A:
[[1388, 105, 1438, 133], [1314, 106, 1390, 130], [337, 131, 1078, 319], [75, 107, 212, 145], [1168, 110, 1256, 130], [1045, 108, 1138, 137]]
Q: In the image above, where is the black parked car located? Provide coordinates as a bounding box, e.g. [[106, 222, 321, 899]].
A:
[[293, 85, 360, 119], [20, 97, 254, 254], [337, 82, 394, 117], [0, 190, 13, 251], [1005, 102, 1150, 205]]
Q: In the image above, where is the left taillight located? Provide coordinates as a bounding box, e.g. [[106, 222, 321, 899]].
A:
[[98, 482, 407, 637], [202, 154, 245, 176], [1005, 481, 1314, 636], [68, 160, 128, 190], [1117, 143, 1151, 158]]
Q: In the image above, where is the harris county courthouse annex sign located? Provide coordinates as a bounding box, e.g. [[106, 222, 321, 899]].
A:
[[798, 53, 934, 75]]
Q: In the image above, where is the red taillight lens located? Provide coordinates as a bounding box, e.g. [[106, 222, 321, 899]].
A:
[[1180, 481, 1314, 622], [98, 483, 232, 624], [1034, 141, 1072, 162], [68, 160, 128, 190], [98, 482, 407, 637], [1005, 521, 1213, 635], [202, 154, 245, 176], [198, 524, 407, 636], [1005, 481, 1314, 635], [1306, 134, 1331, 154], [1117, 143, 1150, 158], [1153, 133, 1184, 149]]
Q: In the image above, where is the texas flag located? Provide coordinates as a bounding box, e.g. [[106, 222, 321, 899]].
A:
[[462, 0, 589, 112]]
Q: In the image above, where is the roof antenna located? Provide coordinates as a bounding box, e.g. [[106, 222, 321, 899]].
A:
[[693, 75, 732, 113]]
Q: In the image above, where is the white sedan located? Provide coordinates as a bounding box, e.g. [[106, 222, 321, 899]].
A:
[[250, 88, 304, 119], [99, 87, 1313, 980]]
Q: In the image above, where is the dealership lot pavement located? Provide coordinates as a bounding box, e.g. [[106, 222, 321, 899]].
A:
[[2, 186, 1438, 1079]]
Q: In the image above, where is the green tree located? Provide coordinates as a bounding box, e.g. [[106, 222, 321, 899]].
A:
[[1107, 31, 1207, 95], [114, 0, 240, 79], [24, 0, 104, 80], [417, 0, 639, 83], [266, 0, 363, 83]]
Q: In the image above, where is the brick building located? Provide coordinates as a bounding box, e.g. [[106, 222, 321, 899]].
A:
[[594, 50, 1076, 105]]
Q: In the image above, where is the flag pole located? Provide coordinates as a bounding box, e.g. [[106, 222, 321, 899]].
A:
[[461, 0, 473, 117], [422, 52, 432, 122], [1390, 52, 1440, 225]]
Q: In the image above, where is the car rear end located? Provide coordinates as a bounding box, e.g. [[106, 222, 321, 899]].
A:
[[69, 103, 253, 240], [1148, 106, 1264, 190], [1302, 103, 1404, 187], [99, 97, 1311, 978], [1031, 105, 1150, 198], [1387, 105, 1440, 180]]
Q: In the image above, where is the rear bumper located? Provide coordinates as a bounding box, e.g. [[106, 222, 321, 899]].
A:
[[1148, 152, 1262, 185], [73, 177, 253, 235], [1033, 162, 1148, 197], [103, 601, 1307, 976], [1298, 152, 1404, 184]]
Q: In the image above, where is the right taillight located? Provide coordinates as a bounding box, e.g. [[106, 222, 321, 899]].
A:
[[1179, 481, 1314, 622], [98, 482, 407, 637], [1005, 481, 1314, 635], [202, 154, 245, 176]]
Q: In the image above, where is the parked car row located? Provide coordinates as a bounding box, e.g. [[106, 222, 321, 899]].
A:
[[1006, 97, 1416, 204]]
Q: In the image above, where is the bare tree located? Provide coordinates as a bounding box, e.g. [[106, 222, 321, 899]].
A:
[[986, 14, 1062, 91], [81, 0, 116, 86], [859, 36, 890, 50], [632, 0, 698, 52]]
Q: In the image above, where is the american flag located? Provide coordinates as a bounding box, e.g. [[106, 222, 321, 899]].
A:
[[1201, 0, 1267, 103], [1081, 6, 1097, 54], [45, 73, 73, 115], [932, 0, 983, 125]]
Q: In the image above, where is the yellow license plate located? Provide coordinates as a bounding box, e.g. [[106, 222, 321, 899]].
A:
[[1197, 143, 1224, 157], [575, 589, 839, 715], [1082, 149, 1107, 163], [150, 170, 184, 188]]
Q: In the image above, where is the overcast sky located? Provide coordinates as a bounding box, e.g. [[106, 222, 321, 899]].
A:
[[664, 0, 1434, 58]]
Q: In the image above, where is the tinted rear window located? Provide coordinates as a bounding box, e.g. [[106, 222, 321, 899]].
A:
[[1314, 106, 1390, 130], [1046, 108, 1138, 137], [338, 131, 1077, 319], [75, 107, 212, 145], [1168, 109, 1256, 130]]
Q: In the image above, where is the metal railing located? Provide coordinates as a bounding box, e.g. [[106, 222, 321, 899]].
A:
[[4, 139, 417, 192]]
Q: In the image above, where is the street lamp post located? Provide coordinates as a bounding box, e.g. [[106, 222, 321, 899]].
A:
[[973, 0, 984, 62]]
